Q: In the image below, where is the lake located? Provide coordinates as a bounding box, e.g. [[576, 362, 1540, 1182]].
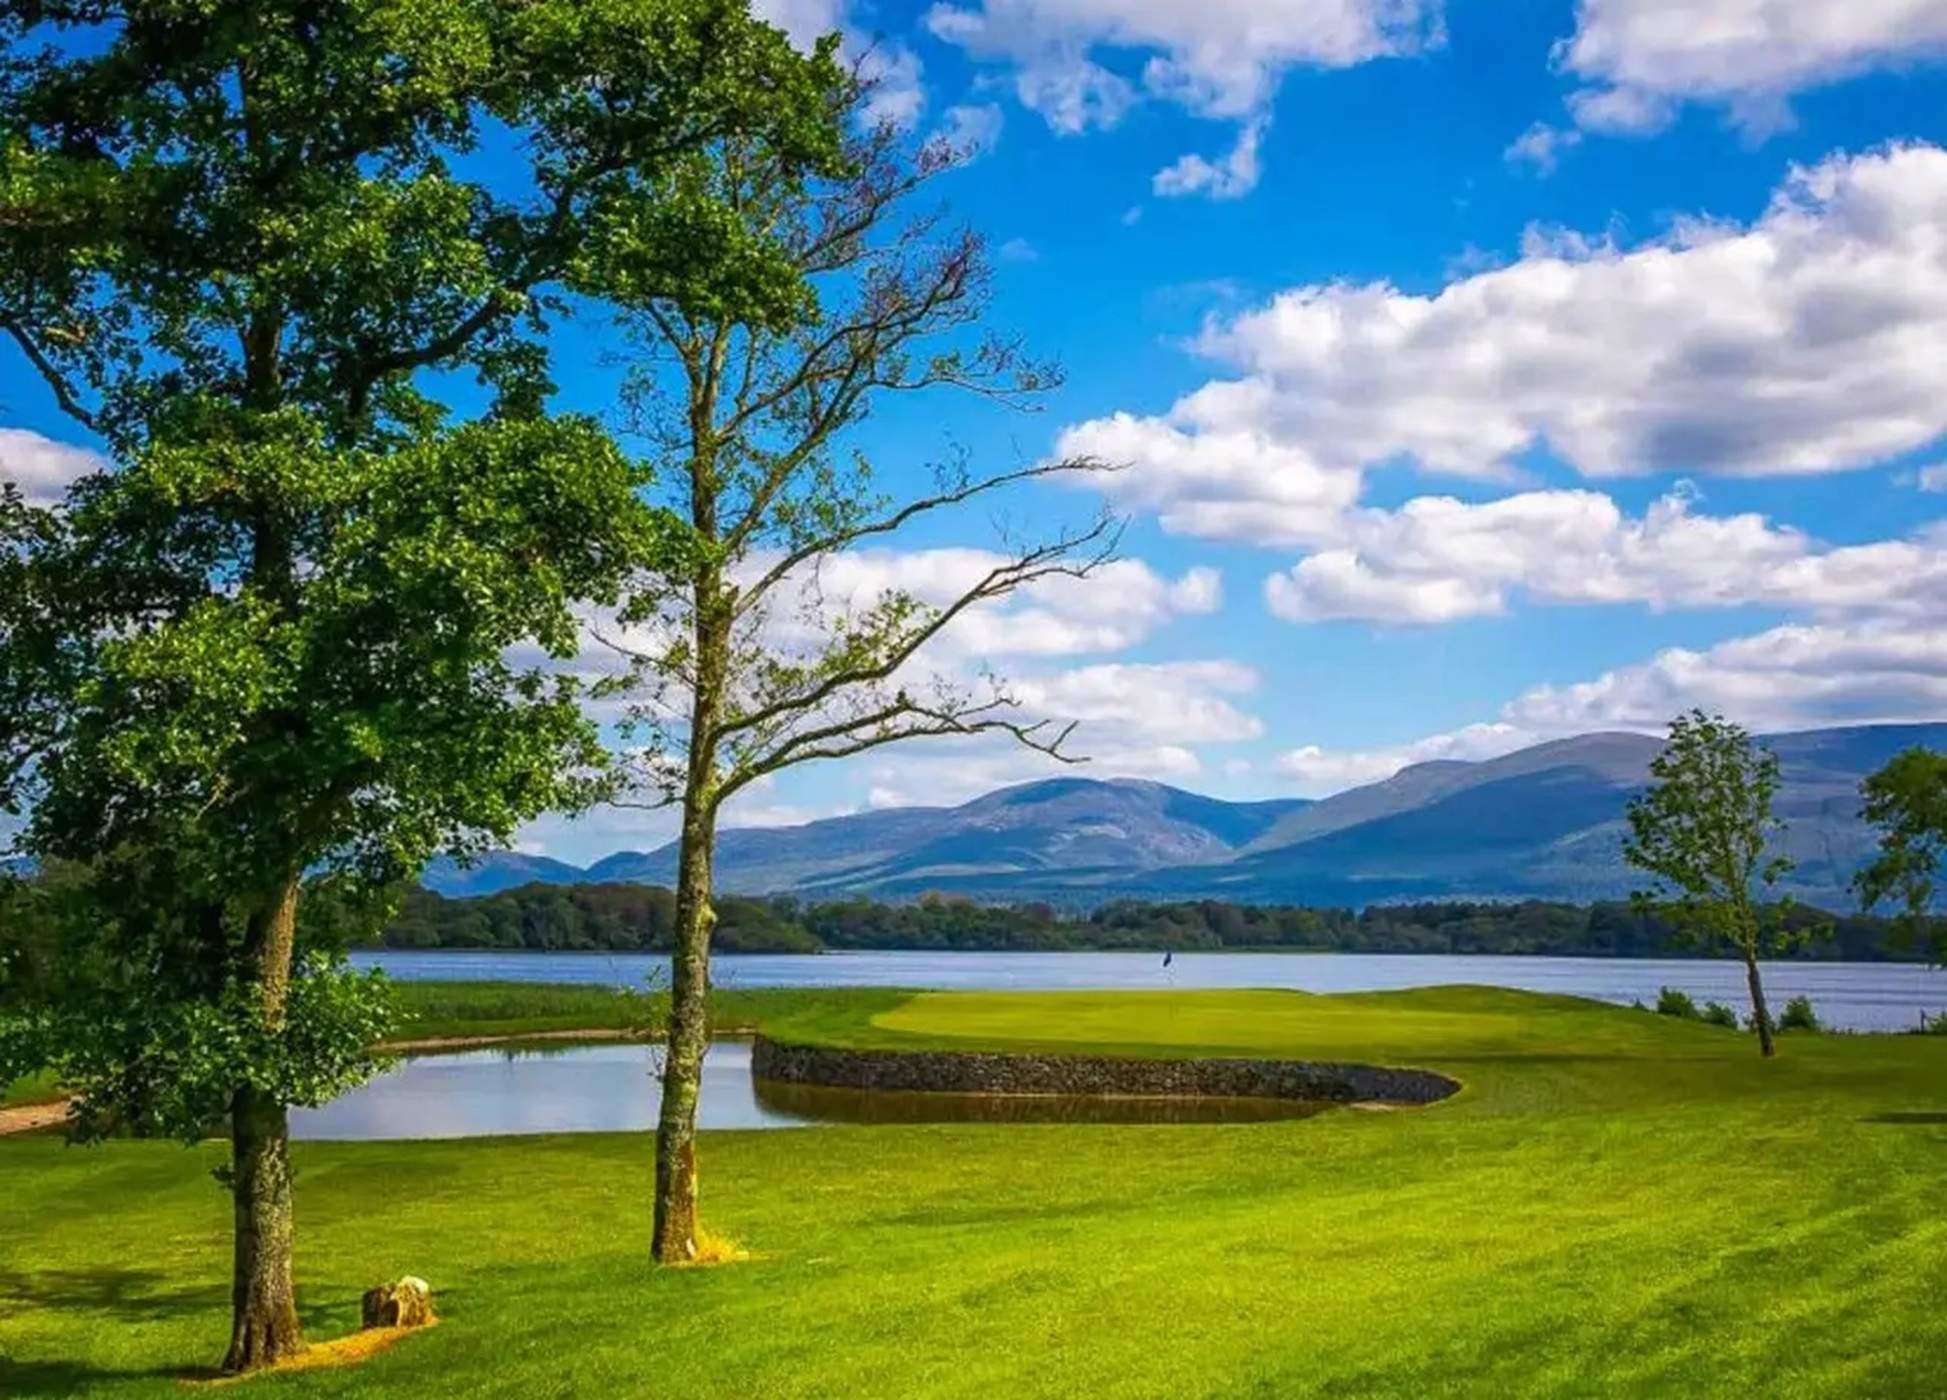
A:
[[290, 1040, 1329, 1140], [353, 949, 1947, 1033]]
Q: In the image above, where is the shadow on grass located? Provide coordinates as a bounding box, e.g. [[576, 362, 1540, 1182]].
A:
[[0, 1269, 386, 1395], [1861, 1111, 1947, 1125], [0, 1266, 225, 1321]]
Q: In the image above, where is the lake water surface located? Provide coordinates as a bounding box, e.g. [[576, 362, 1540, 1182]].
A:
[[290, 1040, 1328, 1140], [354, 949, 1947, 1033]]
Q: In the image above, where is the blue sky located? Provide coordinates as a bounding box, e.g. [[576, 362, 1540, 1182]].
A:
[[7, 0, 1947, 864]]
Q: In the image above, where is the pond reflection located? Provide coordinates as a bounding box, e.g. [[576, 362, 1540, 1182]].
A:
[[290, 1040, 1331, 1140], [291, 1040, 812, 1139]]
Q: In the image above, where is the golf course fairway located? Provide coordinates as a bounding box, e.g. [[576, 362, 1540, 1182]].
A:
[[2, 985, 1943, 1397]]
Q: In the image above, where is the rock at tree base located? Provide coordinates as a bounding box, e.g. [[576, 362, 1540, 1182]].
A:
[[362, 1277, 434, 1329]]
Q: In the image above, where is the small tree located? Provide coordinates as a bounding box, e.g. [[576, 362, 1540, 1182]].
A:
[[0, 2, 843, 1370], [606, 80, 1114, 1261], [1624, 711, 1796, 1057], [1855, 747, 1947, 964]]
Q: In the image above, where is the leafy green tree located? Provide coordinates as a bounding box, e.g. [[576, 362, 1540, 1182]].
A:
[[1623, 711, 1801, 1057], [604, 77, 1112, 1261], [0, 0, 844, 1370], [1855, 748, 1947, 963]]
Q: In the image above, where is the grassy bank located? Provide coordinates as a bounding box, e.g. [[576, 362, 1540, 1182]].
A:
[[3, 985, 1944, 1396], [389, 981, 909, 1042]]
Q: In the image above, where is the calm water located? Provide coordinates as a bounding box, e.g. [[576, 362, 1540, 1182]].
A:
[[353, 949, 1947, 1032], [290, 1040, 1327, 1140], [291, 1040, 806, 1139]]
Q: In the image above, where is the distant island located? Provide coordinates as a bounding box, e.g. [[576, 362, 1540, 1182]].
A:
[[368, 882, 1938, 962]]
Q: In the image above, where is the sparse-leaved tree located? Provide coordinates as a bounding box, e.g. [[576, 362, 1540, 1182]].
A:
[[0, 1, 845, 1370], [605, 77, 1115, 1261], [1623, 710, 1804, 1057]]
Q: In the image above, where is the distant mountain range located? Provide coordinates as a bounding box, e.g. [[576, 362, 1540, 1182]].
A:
[[422, 722, 1947, 909]]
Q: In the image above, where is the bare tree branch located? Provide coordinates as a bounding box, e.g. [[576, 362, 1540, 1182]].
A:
[[1, 315, 100, 433], [734, 456, 1114, 620]]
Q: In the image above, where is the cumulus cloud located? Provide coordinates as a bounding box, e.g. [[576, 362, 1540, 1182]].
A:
[[1274, 723, 1530, 793], [753, 0, 927, 129], [1153, 118, 1265, 199], [936, 102, 1005, 157], [857, 658, 1262, 807], [1061, 144, 1947, 556], [763, 550, 1223, 661], [1262, 486, 1947, 625], [926, 0, 1442, 197], [0, 428, 106, 506], [1558, 0, 1947, 136], [1273, 618, 1947, 795], [1503, 120, 1582, 173]]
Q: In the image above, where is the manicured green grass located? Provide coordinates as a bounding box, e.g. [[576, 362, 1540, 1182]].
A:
[[387, 979, 906, 1042], [3, 985, 1944, 1397]]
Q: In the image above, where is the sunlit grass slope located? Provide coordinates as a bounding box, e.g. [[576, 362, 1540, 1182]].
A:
[[3, 985, 1944, 1397]]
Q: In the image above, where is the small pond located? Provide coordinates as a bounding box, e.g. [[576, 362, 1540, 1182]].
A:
[[289, 1040, 1329, 1140]]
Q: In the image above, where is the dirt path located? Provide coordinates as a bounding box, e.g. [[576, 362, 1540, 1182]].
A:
[[0, 1098, 72, 1135]]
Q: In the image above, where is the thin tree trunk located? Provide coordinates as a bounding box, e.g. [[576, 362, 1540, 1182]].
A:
[[652, 803, 716, 1261], [652, 547, 727, 1263], [223, 874, 303, 1372], [1743, 944, 1775, 1058]]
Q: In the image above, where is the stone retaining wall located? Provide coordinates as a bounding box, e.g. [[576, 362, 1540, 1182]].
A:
[[751, 1036, 1459, 1106]]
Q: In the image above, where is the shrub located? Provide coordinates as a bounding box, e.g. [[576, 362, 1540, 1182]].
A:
[[1655, 986, 1700, 1019], [1778, 996, 1821, 1033], [1701, 1001, 1738, 1029]]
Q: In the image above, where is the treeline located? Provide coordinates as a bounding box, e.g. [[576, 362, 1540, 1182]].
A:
[[369, 883, 1938, 960]]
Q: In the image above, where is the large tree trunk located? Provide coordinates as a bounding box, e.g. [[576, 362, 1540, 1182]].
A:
[[223, 874, 304, 1372], [652, 802, 717, 1262], [1742, 944, 1775, 1058], [224, 1087, 302, 1371]]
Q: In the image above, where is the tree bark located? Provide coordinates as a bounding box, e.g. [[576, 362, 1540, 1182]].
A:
[[223, 873, 304, 1372], [1742, 944, 1775, 1058], [652, 801, 716, 1262], [652, 547, 727, 1263], [223, 1086, 302, 1371]]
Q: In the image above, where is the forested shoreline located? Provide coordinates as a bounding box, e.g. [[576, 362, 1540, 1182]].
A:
[[369, 882, 1938, 961]]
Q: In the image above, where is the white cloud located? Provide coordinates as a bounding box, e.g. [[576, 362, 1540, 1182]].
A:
[[1009, 658, 1261, 743], [936, 102, 1005, 157], [1503, 121, 1582, 174], [1261, 486, 1947, 625], [1506, 618, 1947, 735], [1153, 118, 1265, 199], [1062, 144, 1947, 551], [926, 0, 1441, 198], [1914, 462, 1947, 492], [997, 236, 1039, 262], [1274, 723, 1530, 794], [768, 549, 1224, 661], [856, 657, 1262, 807], [1558, 0, 1947, 136], [0, 428, 105, 507], [753, 0, 927, 130], [858, 41, 927, 129], [1273, 617, 1947, 795]]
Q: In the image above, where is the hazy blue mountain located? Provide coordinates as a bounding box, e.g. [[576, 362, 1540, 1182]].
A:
[[421, 851, 589, 899], [419, 723, 1947, 909], [583, 778, 1310, 895]]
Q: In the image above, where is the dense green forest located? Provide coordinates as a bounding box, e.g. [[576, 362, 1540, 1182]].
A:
[[370, 882, 1937, 960]]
